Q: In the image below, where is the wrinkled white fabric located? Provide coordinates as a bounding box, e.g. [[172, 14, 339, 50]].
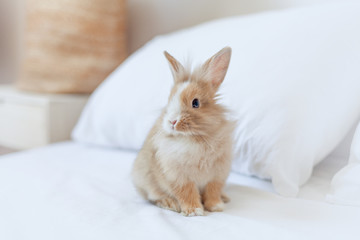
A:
[[327, 121, 360, 206], [0, 142, 359, 240]]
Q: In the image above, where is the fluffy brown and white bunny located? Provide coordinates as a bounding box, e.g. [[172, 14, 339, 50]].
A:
[[132, 47, 234, 216]]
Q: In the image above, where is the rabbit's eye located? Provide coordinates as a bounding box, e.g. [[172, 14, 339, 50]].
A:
[[192, 98, 200, 108]]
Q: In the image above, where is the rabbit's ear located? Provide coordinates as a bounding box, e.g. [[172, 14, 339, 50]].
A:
[[202, 47, 232, 89], [164, 51, 186, 81]]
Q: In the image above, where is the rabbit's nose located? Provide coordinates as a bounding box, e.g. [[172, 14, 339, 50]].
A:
[[170, 120, 177, 126]]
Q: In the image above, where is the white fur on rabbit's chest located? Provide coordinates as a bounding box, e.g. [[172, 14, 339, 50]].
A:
[[155, 135, 219, 185]]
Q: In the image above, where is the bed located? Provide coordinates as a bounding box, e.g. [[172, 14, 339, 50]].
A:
[[0, 142, 359, 240], [2, 1, 360, 239]]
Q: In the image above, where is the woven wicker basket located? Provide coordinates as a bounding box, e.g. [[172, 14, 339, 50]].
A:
[[17, 0, 127, 93]]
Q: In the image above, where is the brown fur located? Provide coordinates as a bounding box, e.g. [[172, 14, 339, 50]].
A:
[[173, 182, 203, 215], [202, 181, 224, 212], [132, 47, 234, 216]]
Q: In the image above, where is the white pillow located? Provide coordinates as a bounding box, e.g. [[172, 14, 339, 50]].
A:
[[73, 3, 360, 196], [327, 122, 360, 206]]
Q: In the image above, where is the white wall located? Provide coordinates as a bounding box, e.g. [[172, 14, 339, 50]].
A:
[[0, 0, 352, 84], [127, 0, 351, 52], [0, 0, 23, 84]]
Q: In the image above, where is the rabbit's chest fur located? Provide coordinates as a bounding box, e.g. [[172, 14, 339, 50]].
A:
[[154, 133, 222, 188]]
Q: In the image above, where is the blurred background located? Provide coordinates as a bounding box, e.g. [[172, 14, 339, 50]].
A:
[[0, 0, 354, 153], [0, 0, 352, 85]]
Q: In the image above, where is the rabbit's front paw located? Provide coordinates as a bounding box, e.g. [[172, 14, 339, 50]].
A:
[[181, 206, 204, 217], [204, 200, 224, 212]]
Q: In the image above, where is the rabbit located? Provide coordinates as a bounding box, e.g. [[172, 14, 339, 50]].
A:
[[132, 47, 234, 216]]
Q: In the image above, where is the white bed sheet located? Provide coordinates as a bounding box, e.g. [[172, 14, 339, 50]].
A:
[[0, 142, 358, 240]]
